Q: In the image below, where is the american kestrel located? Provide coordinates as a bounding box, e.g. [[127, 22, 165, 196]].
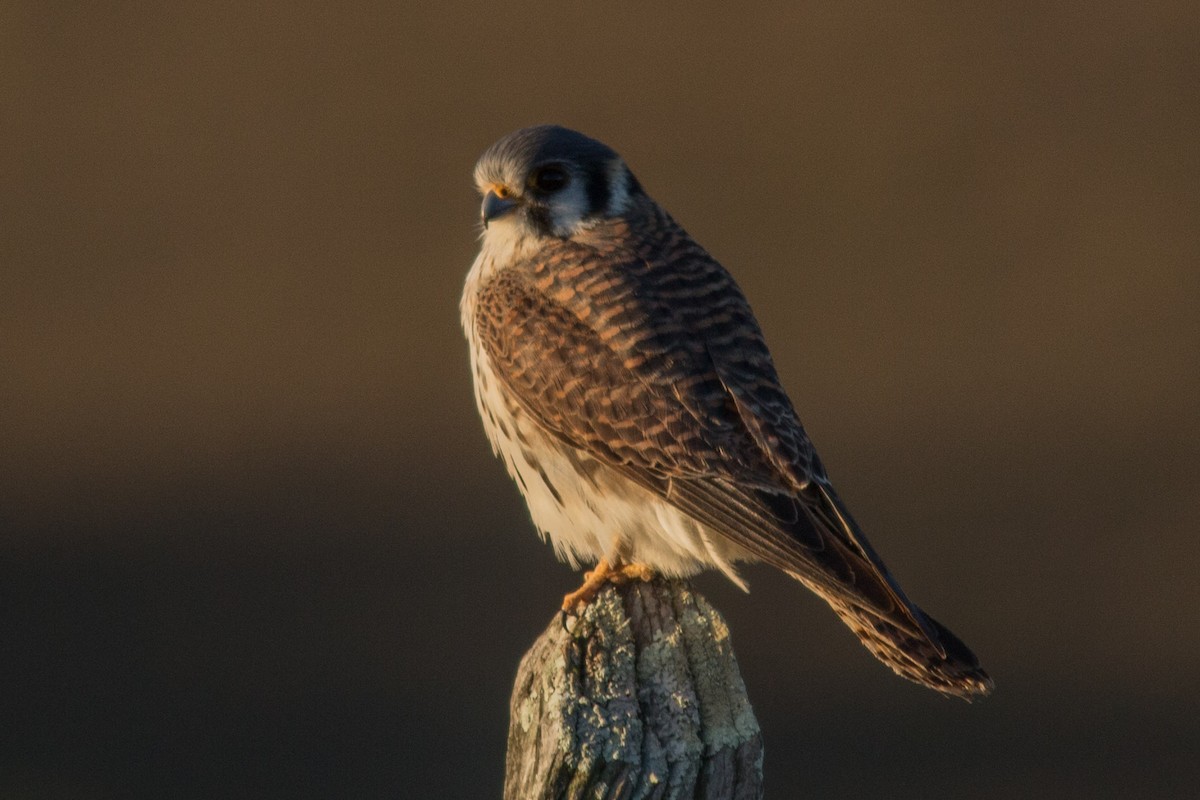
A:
[[461, 125, 992, 699]]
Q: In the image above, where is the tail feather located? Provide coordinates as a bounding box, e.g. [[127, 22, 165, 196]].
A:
[[831, 599, 993, 700]]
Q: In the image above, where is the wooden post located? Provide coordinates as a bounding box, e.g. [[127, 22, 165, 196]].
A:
[[504, 577, 764, 799]]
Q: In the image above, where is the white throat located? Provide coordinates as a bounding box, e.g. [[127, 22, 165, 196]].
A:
[[474, 217, 539, 281]]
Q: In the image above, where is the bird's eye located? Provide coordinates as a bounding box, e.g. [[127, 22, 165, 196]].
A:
[[531, 165, 569, 193]]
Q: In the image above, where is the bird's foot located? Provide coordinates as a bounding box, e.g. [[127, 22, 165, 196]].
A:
[[561, 558, 614, 612], [561, 559, 656, 613]]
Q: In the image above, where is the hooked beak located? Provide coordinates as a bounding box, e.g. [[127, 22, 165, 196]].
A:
[[481, 189, 519, 228]]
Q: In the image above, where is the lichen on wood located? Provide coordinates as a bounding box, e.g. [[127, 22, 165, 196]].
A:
[[504, 577, 764, 800]]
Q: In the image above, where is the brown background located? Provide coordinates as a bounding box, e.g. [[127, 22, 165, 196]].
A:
[[4, 3, 1199, 798]]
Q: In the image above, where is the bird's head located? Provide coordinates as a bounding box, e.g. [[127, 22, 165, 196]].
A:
[[473, 125, 639, 246]]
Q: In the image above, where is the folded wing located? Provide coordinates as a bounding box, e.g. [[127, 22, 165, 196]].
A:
[[473, 247, 991, 698]]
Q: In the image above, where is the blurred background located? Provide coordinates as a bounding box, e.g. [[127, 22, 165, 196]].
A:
[[3, 3, 1198, 797]]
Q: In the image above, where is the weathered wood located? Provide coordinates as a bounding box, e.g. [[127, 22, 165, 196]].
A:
[[505, 577, 764, 800]]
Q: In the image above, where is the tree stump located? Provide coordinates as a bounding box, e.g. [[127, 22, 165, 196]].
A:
[[504, 577, 764, 800]]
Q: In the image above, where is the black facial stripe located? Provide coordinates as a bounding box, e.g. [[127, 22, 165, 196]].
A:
[[526, 204, 555, 236], [584, 161, 610, 217]]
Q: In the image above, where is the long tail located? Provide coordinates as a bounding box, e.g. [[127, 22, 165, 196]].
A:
[[827, 595, 993, 700]]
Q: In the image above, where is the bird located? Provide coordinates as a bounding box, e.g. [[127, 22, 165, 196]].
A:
[[460, 124, 992, 700]]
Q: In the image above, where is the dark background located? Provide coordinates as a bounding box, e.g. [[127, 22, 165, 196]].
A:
[[4, 3, 1199, 798]]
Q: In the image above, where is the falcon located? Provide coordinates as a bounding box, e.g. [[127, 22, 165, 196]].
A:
[[460, 125, 992, 699]]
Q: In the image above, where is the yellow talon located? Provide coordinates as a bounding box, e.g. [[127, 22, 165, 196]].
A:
[[561, 559, 657, 612]]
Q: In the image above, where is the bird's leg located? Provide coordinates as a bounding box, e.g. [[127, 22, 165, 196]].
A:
[[613, 562, 655, 583], [561, 558, 615, 612], [604, 536, 655, 586], [561, 548, 658, 613]]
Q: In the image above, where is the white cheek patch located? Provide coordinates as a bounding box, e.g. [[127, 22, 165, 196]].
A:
[[547, 178, 593, 237]]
